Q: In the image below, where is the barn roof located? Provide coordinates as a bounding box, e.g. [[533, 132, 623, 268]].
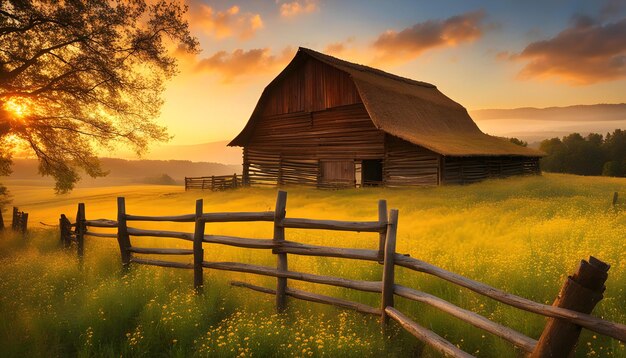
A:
[[229, 47, 543, 157]]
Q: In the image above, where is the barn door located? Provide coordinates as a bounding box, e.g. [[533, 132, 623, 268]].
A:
[[319, 160, 355, 188]]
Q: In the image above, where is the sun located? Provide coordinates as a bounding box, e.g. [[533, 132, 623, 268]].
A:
[[4, 98, 31, 119]]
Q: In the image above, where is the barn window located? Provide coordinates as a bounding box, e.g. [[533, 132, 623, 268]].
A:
[[362, 159, 383, 186]]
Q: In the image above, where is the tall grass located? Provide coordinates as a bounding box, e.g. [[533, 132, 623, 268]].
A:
[[0, 173, 625, 357]]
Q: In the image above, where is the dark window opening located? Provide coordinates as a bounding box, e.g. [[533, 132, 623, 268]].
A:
[[362, 159, 383, 186]]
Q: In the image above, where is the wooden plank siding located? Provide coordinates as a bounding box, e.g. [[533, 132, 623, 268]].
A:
[[244, 103, 385, 187], [261, 58, 361, 116], [443, 156, 540, 185], [384, 136, 440, 187]]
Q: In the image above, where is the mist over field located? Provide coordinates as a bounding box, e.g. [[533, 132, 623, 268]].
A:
[[4, 158, 240, 188], [471, 104, 626, 145]]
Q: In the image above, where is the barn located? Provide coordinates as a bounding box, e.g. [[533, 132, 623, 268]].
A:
[[228, 47, 543, 188]]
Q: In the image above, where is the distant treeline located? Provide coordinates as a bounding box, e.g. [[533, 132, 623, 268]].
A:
[[538, 129, 625, 177]]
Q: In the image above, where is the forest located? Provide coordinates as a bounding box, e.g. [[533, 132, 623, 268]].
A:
[[537, 129, 625, 177]]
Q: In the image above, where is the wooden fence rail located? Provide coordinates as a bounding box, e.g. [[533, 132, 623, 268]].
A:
[[59, 191, 626, 357], [184, 174, 242, 191]]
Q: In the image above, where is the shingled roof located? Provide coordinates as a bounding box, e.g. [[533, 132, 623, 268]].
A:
[[230, 47, 543, 157]]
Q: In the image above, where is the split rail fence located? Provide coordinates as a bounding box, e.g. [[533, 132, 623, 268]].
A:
[[184, 174, 242, 191], [60, 191, 626, 357]]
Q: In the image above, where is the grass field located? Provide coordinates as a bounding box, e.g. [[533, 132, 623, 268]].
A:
[[0, 173, 625, 357]]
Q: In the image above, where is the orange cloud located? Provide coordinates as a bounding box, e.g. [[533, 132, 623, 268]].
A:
[[510, 16, 626, 85], [324, 37, 356, 56], [372, 10, 487, 64], [189, 4, 263, 40], [196, 47, 295, 81], [278, 0, 318, 18]]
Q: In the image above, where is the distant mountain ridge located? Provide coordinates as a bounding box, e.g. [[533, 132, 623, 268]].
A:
[[471, 103, 626, 121], [143, 140, 242, 165]]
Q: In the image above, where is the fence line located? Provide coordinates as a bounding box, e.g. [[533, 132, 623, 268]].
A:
[[60, 191, 626, 357], [184, 174, 242, 191]]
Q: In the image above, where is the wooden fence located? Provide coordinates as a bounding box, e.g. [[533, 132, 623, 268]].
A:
[[184, 174, 242, 191], [60, 191, 626, 357]]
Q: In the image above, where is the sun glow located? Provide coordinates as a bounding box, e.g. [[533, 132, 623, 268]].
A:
[[4, 98, 31, 120]]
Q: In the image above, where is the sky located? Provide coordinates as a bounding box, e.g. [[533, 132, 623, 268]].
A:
[[156, 0, 626, 146]]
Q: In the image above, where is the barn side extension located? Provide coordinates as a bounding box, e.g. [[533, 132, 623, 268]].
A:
[[229, 47, 542, 188]]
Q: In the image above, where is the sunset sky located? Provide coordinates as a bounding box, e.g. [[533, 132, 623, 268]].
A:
[[157, 0, 626, 147]]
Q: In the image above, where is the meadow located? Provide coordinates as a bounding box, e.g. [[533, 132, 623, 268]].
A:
[[0, 173, 625, 357]]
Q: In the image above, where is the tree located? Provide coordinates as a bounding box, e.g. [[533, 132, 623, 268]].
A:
[[508, 137, 528, 147], [540, 130, 625, 177], [539, 137, 566, 173], [0, 0, 198, 192]]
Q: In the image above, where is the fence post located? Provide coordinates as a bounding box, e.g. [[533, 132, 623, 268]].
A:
[[21, 212, 28, 234], [59, 214, 70, 247], [12, 207, 17, 230], [193, 199, 205, 293], [377, 200, 388, 263], [211, 176, 215, 191], [613, 192, 618, 206], [116, 197, 132, 271], [381, 209, 399, 325], [76, 203, 86, 260], [233, 173, 237, 188], [273, 190, 288, 312], [185, 177, 189, 191], [530, 257, 610, 358]]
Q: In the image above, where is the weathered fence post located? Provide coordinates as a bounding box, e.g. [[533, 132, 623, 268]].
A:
[[11, 207, 28, 234], [530, 257, 610, 358], [75, 203, 86, 260], [11, 207, 17, 230], [381, 209, 399, 325], [193, 199, 205, 293], [273, 190, 288, 312], [377, 200, 388, 263], [613, 192, 619, 206], [59, 214, 72, 247], [185, 177, 189, 191], [116, 197, 132, 271], [211, 176, 215, 191], [232, 173, 238, 188], [21, 212, 28, 233]]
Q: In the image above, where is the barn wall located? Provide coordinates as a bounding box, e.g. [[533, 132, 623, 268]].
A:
[[384, 136, 440, 187], [244, 103, 385, 187], [442, 156, 541, 184], [261, 58, 361, 116]]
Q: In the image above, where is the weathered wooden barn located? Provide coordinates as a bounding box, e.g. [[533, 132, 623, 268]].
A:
[[229, 47, 543, 188]]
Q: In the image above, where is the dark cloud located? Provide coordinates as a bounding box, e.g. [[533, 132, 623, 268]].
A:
[[601, 0, 626, 20], [372, 10, 487, 64], [511, 16, 626, 84]]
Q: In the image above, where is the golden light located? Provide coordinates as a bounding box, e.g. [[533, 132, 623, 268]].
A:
[[4, 98, 31, 120]]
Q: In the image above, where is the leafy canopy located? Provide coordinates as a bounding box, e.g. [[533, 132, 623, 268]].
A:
[[0, 0, 199, 192], [540, 129, 626, 177]]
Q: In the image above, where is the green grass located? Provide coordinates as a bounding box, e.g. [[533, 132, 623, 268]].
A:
[[0, 173, 625, 357]]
